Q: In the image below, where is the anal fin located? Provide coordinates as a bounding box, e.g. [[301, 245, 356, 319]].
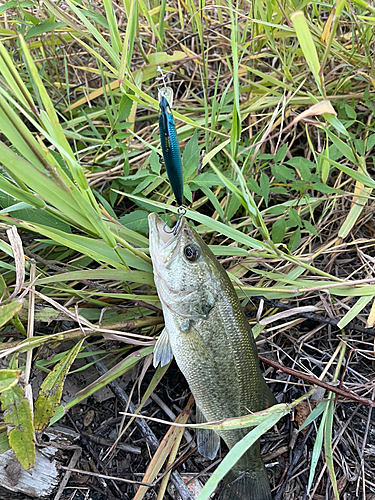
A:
[[153, 328, 173, 368], [196, 404, 220, 460]]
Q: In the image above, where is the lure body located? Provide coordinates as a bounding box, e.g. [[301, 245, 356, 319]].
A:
[[159, 96, 184, 206]]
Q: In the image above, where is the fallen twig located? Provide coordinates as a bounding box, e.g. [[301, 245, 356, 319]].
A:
[[259, 355, 375, 407]]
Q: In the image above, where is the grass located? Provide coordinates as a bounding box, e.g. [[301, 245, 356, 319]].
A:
[[0, 0, 375, 498]]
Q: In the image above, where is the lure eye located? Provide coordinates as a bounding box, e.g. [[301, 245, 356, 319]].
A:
[[184, 245, 200, 262]]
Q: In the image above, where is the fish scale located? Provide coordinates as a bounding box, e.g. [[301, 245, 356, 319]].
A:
[[149, 213, 276, 500]]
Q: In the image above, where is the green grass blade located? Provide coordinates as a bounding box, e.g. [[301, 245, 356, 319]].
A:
[[102, 0, 122, 55], [290, 11, 323, 95], [0, 41, 34, 110], [337, 295, 373, 329], [36, 269, 154, 286], [65, 0, 120, 67], [196, 408, 286, 500], [306, 408, 327, 495], [324, 399, 339, 500], [122, 193, 266, 250]]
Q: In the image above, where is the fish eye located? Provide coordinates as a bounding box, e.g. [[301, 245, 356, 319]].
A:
[[184, 245, 200, 262]]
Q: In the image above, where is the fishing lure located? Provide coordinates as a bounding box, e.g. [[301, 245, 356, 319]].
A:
[[159, 95, 184, 207]]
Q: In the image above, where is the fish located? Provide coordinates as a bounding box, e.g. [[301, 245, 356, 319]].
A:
[[158, 96, 184, 207], [148, 213, 276, 500]]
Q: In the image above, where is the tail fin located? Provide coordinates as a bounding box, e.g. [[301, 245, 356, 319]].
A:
[[216, 467, 272, 500]]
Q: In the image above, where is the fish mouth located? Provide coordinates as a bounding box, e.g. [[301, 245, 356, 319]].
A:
[[148, 213, 185, 258]]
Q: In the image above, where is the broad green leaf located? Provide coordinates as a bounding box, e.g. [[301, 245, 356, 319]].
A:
[[150, 150, 161, 175], [286, 157, 314, 181], [0, 369, 21, 392], [1, 384, 35, 469], [25, 21, 65, 39], [272, 218, 286, 243], [260, 172, 269, 206], [289, 228, 301, 252], [34, 339, 84, 432], [303, 220, 319, 236], [324, 129, 357, 165], [0, 430, 10, 453], [274, 144, 288, 163], [183, 130, 200, 179], [247, 178, 262, 196], [273, 163, 295, 181], [367, 134, 375, 151], [0, 301, 23, 328], [288, 208, 302, 227], [191, 172, 223, 188]]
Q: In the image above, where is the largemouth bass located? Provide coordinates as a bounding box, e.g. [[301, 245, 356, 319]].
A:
[[148, 213, 276, 500]]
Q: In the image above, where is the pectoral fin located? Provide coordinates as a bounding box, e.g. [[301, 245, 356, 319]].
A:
[[153, 328, 173, 368], [196, 405, 220, 460]]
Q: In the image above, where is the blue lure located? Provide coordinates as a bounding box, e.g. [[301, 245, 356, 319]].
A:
[[159, 96, 184, 207]]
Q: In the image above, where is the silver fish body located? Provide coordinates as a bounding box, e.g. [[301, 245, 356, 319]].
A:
[[148, 213, 276, 500]]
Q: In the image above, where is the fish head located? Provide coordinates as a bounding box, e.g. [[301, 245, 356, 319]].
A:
[[148, 213, 221, 319]]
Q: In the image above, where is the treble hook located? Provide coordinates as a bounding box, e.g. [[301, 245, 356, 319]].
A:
[[163, 206, 187, 235]]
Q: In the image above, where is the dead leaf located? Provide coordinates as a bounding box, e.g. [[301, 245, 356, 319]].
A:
[[295, 400, 318, 434], [83, 410, 95, 427], [259, 305, 320, 325], [288, 100, 337, 129], [321, 8, 335, 44], [6, 226, 25, 302]]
